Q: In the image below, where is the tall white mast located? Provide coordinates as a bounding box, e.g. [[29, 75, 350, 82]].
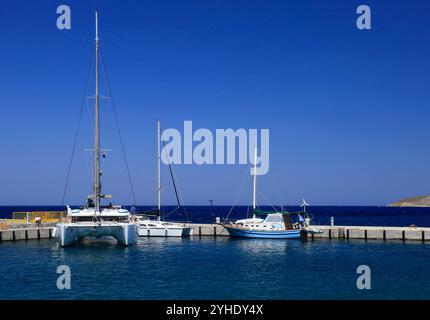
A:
[[157, 119, 161, 221], [252, 146, 257, 218], [93, 11, 101, 214]]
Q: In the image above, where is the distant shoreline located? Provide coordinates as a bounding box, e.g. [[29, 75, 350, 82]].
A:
[[388, 195, 430, 207]]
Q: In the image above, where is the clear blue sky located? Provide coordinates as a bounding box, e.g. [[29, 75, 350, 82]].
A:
[[0, 0, 429, 206]]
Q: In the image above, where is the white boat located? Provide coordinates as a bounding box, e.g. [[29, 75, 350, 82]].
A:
[[58, 206, 138, 246], [57, 12, 138, 247], [223, 212, 302, 239], [223, 147, 317, 239], [136, 120, 193, 237], [136, 215, 193, 237]]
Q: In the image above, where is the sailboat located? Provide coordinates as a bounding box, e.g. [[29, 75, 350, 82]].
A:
[[136, 120, 193, 237], [56, 12, 138, 247], [222, 147, 312, 239]]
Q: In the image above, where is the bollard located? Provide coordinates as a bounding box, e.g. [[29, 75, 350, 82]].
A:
[[330, 217, 334, 227]]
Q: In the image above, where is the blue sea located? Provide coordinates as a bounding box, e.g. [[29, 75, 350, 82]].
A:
[[2, 205, 430, 226], [1, 206, 430, 300]]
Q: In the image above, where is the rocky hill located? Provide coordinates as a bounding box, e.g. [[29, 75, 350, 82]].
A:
[[388, 195, 430, 207]]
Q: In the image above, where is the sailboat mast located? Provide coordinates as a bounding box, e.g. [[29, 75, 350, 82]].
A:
[[93, 11, 101, 214], [252, 146, 257, 218], [157, 119, 161, 221]]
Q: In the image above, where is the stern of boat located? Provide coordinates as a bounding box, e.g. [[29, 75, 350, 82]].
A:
[[113, 223, 138, 245]]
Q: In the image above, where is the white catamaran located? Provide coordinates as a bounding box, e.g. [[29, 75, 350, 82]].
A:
[[57, 12, 138, 247]]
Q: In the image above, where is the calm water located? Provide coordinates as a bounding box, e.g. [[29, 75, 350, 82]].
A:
[[1, 206, 430, 300], [0, 237, 429, 300]]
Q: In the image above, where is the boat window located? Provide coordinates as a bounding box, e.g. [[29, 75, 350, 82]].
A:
[[264, 214, 284, 223]]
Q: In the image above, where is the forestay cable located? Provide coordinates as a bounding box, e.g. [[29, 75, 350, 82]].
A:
[[61, 48, 95, 205]]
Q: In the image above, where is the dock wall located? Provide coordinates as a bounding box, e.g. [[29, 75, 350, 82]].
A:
[[1, 223, 430, 242], [183, 224, 430, 242], [0, 227, 54, 241], [307, 225, 430, 241]]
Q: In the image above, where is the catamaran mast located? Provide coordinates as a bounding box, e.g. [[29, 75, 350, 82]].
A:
[[93, 11, 101, 214], [157, 119, 161, 221], [252, 146, 257, 218]]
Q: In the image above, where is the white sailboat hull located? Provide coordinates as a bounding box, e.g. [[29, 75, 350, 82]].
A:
[[57, 222, 138, 246], [137, 220, 194, 237], [138, 227, 183, 237]]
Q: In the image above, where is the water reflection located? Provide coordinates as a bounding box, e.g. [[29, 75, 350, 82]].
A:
[[229, 237, 293, 253]]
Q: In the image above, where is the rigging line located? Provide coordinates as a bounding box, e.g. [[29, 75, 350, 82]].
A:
[[158, 124, 189, 222], [162, 206, 180, 219], [61, 47, 95, 206], [163, 141, 190, 222], [171, 162, 186, 213], [260, 192, 281, 213], [161, 140, 190, 224], [160, 135, 190, 223], [84, 95, 95, 139], [267, 173, 287, 211], [161, 139, 181, 208], [171, 162, 190, 222], [99, 47, 137, 205], [226, 166, 250, 220]]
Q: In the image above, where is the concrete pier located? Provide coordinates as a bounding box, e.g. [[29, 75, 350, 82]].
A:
[[185, 223, 230, 237], [182, 224, 430, 242], [306, 225, 430, 241], [1, 222, 430, 242], [0, 227, 54, 242]]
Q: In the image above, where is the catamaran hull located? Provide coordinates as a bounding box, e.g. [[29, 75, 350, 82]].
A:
[[57, 223, 138, 246], [224, 227, 302, 239]]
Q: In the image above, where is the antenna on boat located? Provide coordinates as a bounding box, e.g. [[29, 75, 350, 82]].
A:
[[252, 146, 257, 218], [157, 119, 161, 221], [93, 10, 101, 215]]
